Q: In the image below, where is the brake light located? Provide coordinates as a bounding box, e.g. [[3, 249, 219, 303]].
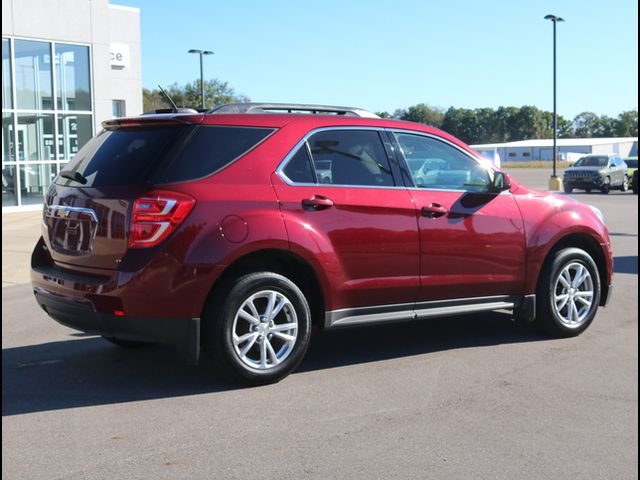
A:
[[129, 190, 196, 248]]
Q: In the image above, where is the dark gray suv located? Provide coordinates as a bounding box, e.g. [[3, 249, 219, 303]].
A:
[[563, 154, 628, 194]]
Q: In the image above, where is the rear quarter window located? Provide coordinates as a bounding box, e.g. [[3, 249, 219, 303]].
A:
[[56, 125, 274, 187]]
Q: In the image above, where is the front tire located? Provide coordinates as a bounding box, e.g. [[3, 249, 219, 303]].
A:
[[621, 175, 629, 192], [600, 177, 611, 194], [564, 185, 573, 194], [535, 248, 601, 337], [202, 272, 312, 385]]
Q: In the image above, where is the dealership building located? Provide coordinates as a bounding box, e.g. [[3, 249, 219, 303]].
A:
[[2, 0, 142, 210]]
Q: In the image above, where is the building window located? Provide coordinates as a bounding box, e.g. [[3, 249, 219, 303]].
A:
[[508, 152, 516, 158], [2, 39, 12, 110], [112, 99, 126, 118], [2, 36, 93, 208], [55, 44, 91, 111], [2, 163, 17, 207], [14, 40, 53, 110], [17, 113, 55, 161], [523, 152, 531, 157], [19, 163, 58, 205], [57, 114, 93, 160]]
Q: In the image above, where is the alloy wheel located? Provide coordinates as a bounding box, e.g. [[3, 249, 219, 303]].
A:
[[552, 262, 594, 328], [231, 290, 298, 369]]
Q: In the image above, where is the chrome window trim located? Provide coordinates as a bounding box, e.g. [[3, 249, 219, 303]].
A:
[[389, 129, 495, 191], [275, 126, 500, 194], [276, 126, 396, 189]]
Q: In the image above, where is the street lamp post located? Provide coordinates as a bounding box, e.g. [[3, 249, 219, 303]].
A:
[[544, 14, 564, 191], [188, 49, 214, 109]]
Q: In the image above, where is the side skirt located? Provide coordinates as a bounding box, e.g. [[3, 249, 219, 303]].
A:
[[325, 295, 532, 329]]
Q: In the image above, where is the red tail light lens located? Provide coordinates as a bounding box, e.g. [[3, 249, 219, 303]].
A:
[[129, 190, 196, 248]]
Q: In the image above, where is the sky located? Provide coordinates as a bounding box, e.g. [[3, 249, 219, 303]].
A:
[[116, 0, 638, 119]]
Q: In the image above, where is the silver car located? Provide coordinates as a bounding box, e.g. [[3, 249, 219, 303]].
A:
[[563, 154, 628, 194]]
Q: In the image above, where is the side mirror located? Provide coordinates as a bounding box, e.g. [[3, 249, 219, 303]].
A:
[[489, 171, 511, 193]]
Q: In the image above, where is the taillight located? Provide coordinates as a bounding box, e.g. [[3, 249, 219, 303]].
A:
[[129, 190, 196, 248]]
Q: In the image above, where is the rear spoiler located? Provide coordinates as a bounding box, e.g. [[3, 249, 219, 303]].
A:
[[102, 114, 205, 130]]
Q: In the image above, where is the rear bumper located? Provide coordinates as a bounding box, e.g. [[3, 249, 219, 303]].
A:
[[33, 286, 200, 364]]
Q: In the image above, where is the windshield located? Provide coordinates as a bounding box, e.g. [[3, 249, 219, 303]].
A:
[[573, 156, 608, 167]]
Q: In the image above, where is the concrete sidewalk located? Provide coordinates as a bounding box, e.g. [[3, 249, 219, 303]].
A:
[[2, 211, 42, 288]]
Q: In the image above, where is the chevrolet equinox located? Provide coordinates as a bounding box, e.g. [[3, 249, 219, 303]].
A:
[[31, 103, 614, 385]]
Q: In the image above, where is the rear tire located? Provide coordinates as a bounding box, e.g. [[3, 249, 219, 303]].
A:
[[585, 188, 592, 193], [202, 272, 312, 385], [102, 336, 157, 348], [535, 248, 601, 337]]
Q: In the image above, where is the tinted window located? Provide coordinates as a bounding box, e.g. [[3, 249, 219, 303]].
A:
[[393, 133, 489, 191], [307, 130, 394, 187], [283, 146, 315, 183], [56, 125, 274, 187], [625, 159, 638, 168]]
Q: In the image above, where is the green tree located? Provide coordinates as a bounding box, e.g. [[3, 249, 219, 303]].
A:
[[509, 106, 547, 140], [441, 107, 478, 143], [615, 110, 638, 137], [493, 106, 519, 142], [473, 107, 497, 143], [573, 112, 600, 138], [399, 103, 445, 128], [596, 115, 617, 137], [541, 111, 574, 138], [143, 79, 249, 112]]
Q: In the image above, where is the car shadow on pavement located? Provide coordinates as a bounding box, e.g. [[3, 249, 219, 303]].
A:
[[3, 312, 548, 416], [614, 255, 638, 275]]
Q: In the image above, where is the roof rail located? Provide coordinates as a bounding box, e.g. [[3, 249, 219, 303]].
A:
[[142, 107, 199, 115], [208, 102, 379, 118]]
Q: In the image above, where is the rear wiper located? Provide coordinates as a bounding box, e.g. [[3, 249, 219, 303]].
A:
[[59, 170, 88, 185]]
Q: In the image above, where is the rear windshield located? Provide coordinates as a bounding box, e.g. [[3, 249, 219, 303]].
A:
[[573, 156, 608, 167], [55, 125, 274, 187]]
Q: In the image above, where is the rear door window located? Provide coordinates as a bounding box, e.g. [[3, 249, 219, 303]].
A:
[[56, 125, 274, 187], [306, 130, 394, 187], [282, 145, 315, 184]]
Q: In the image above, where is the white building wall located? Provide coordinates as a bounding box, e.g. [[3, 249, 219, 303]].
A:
[[2, 0, 141, 133], [1, 0, 13, 36], [503, 147, 534, 161], [107, 5, 142, 120]]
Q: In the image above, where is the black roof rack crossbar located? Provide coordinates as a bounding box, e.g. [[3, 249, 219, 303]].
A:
[[207, 103, 379, 118]]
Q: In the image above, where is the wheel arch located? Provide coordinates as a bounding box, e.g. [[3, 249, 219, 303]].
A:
[[201, 248, 327, 331], [534, 232, 609, 306]]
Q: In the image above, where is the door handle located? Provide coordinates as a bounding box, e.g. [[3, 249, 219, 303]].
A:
[[421, 203, 448, 218], [302, 195, 334, 210]]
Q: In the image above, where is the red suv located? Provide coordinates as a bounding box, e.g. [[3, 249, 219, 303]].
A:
[[31, 103, 613, 385]]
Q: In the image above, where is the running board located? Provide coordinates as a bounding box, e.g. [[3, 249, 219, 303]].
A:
[[325, 295, 526, 328]]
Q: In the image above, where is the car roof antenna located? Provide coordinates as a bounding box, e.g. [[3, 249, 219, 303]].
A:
[[158, 84, 179, 112]]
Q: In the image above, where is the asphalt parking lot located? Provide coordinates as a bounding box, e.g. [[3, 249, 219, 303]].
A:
[[2, 168, 638, 480]]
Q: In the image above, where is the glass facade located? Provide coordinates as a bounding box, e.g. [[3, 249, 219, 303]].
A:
[[2, 37, 93, 207]]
